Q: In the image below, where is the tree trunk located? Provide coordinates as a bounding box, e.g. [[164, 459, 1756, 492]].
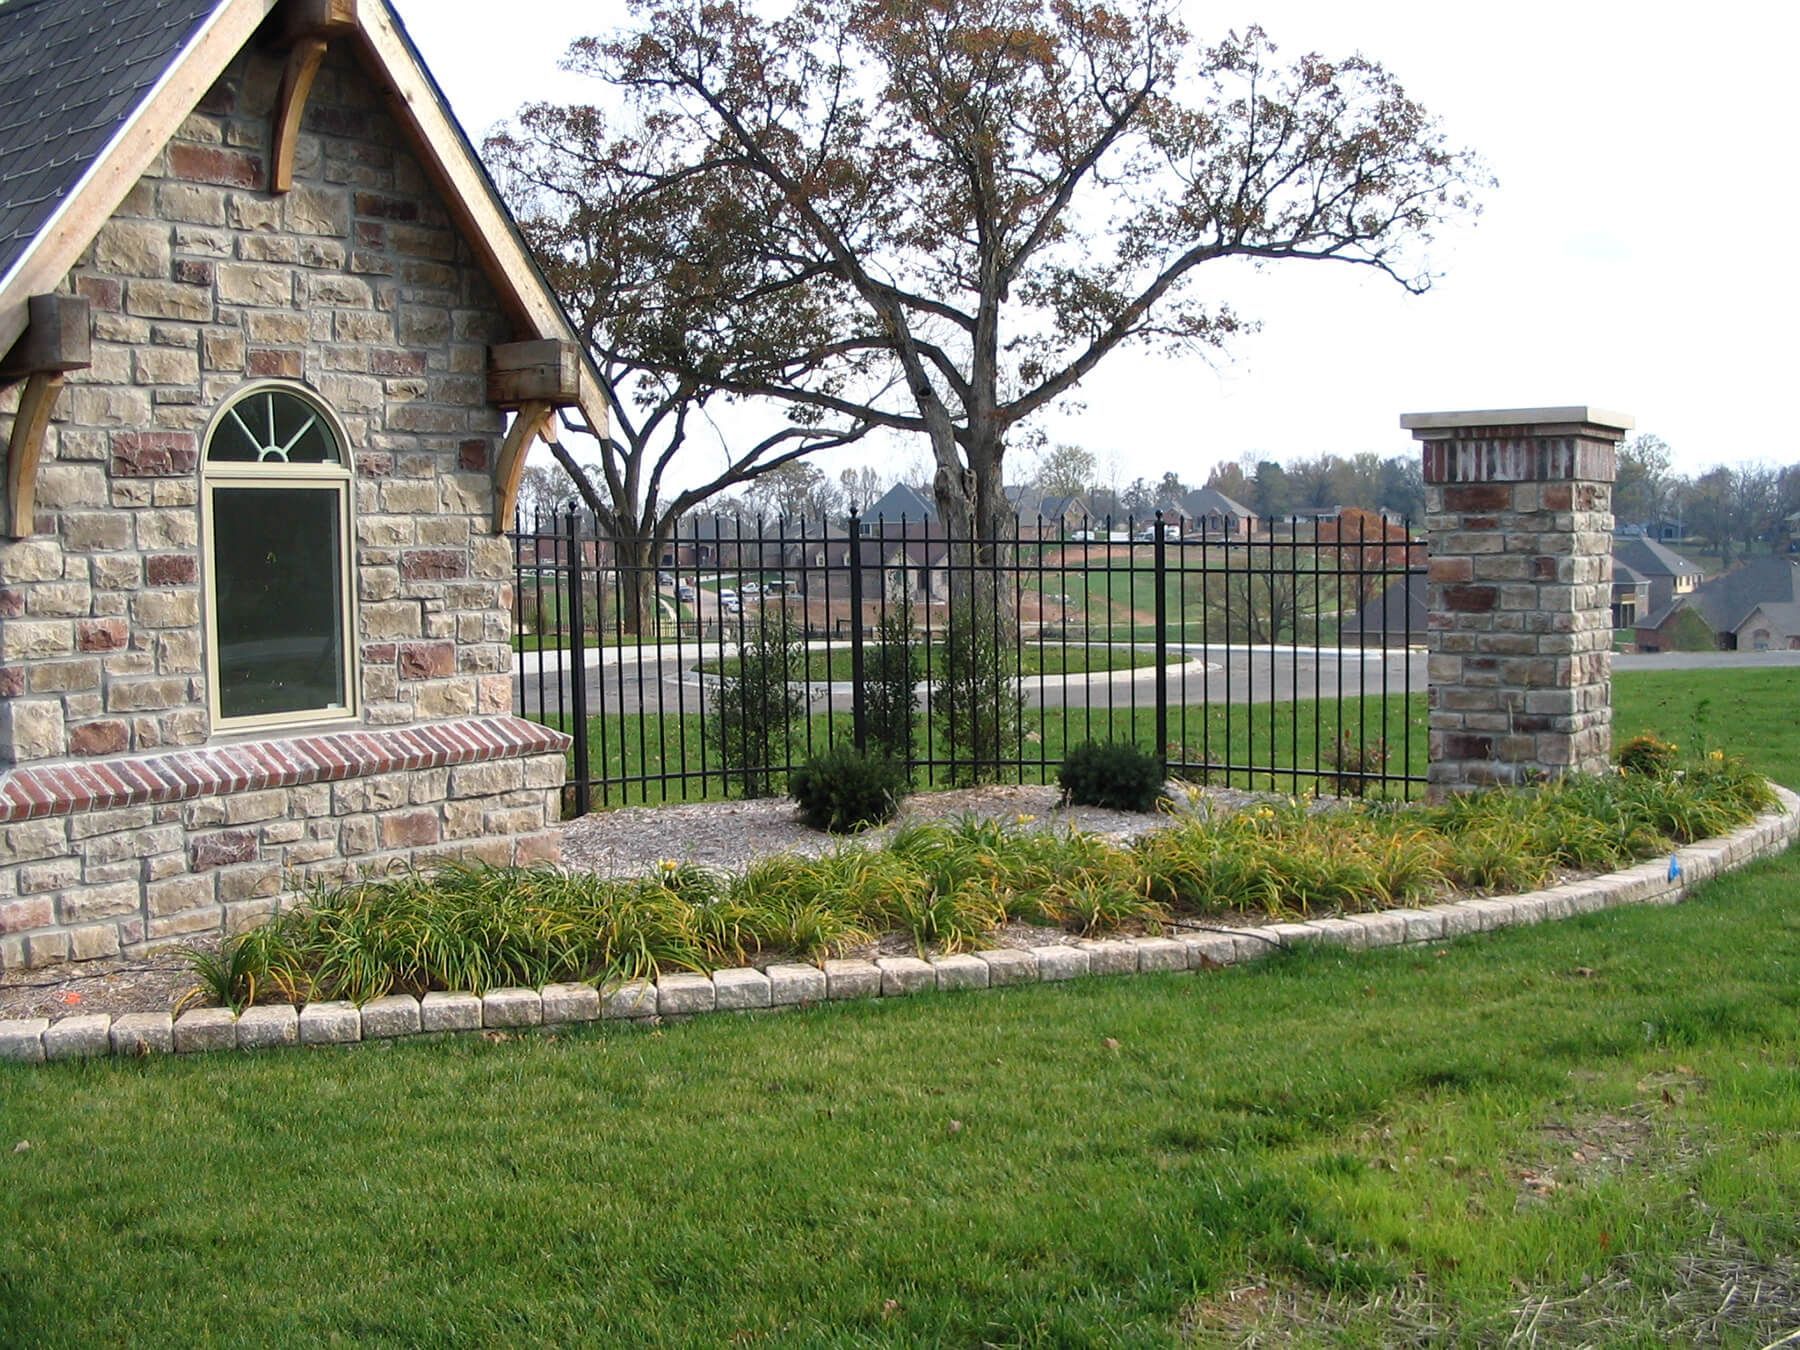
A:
[[928, 428, 1021, 784], [613, 527, 660, 638]]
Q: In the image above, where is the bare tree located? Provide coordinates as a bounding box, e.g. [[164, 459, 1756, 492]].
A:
[[485, 107, 879, 631], [583, 0, 1483, 546]]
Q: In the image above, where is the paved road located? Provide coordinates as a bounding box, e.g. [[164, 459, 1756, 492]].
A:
[[1614, 650, 1800, 672], [513, 642, 1800, 724], [515, 642, 1429, 721]]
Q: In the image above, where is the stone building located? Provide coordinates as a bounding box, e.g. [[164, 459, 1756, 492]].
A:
[[0, 0, 606, 968]]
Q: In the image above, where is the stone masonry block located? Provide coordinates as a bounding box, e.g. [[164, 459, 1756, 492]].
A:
[[764, 963, 826, 1006], [822, 959, 881, 1000], [712, 967, 771, 1011], [1344, 912, 1409, 948], [360, 995, 421, 1039], [1034, 946, 1090, 981], [483, 988, 543, 1028], [656, 972, 716, 1016], [1181, 933, 1238, 969], [0, 1016, 51, 1062], [600, 980, 659, 1020], [299, 1001, 363, 1045], [236, 1005, 298, 1050], [1132, 937, 1189, 973], [540, 983, 599, 1024], [876, 956, 936, 996], [419, 992, 483, 1032], [173, 1006, 237, 1053], [976, 948, 1039, 986], [928, 953, 989, 992], [111, 1012, 174, 1056], [1080, 940, 1138, 976], [44, 1014, 113, 1060]]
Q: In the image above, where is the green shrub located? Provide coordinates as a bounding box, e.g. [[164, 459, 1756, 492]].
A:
[[865, 591, 921, 764], [1059, 740, 1168, 812], [1325, 733, 1390, 797], [932, 576, 1022, 785], [709, 613, 804, 798], [788, 745, 910, 833], [1617, 733, 1678, 777]]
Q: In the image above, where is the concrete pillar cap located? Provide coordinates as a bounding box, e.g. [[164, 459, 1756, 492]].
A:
[[1400, 407, 1633, 435]]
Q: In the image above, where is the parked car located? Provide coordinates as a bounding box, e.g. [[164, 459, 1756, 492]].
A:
[[677, 584, 696, 602]]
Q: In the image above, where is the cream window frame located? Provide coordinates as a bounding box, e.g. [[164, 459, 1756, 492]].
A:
[[200, 380, 359, 733]]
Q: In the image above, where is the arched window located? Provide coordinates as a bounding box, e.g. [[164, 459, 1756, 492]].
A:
[[202, 383, 356, 729]]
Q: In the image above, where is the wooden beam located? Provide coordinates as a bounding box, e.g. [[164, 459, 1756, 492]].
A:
[[492, 401, 553, 533], [488, 340, 583, 408], [0, 295, 91, 385], [280, 0, 357, 43], [271, 37, 329, 194], [5, 373, 65, 538]]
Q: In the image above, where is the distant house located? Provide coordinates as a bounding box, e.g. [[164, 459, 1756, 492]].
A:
[[824, 529, 951, 606], [1614, 537, 1703, 617], [1618, 518, 1686, 544], [1183, 487, 1257, 539], [1612, 561, 1650, 629], [860, 483, 939, 532], [1005, 485, 1090, 535], [1635, 557, 1800, 652], [1351, 573, 1427, 645]]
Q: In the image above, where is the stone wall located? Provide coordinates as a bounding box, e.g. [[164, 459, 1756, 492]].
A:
[[0, 716, 564, 970], [0, 41, 515, 766], [1406, 408, 1628, 797], [0, 41, 570, 970]]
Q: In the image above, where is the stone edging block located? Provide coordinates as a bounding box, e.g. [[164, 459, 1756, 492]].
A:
[[4, 785, 1795, 1066]]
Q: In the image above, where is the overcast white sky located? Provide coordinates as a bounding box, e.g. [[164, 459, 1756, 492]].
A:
[[394, 0, 1800, 487]]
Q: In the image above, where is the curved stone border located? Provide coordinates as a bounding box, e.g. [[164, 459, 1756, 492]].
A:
[[3, 785, 1795, 1065]]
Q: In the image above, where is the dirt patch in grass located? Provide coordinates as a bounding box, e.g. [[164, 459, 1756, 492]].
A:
[[1182, 1218, 1800, 1347]]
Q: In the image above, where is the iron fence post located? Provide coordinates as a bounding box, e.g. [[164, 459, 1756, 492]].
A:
[[847, 512, 867, 752], [565, 504, 591, 816], [1153, 512, 1169, 773]]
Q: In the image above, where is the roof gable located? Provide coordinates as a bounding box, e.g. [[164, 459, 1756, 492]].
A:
[[865, 483, 938, 523], [1615, 535, 1702, 579], [0, 0, 220, 286], [0, 0, 603, 437]]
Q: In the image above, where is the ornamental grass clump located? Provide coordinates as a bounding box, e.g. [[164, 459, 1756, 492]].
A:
[[195, 751, 1777, 1008]]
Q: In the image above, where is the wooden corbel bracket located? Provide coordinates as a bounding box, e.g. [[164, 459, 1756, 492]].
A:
[[271, 0, 358, 194], [2, 295, 91, 539], [492, 401, 555, 534], [487, 340, 590, 533]]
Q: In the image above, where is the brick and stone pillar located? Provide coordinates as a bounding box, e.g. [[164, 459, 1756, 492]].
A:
[[1402, 407, 1630, 798]]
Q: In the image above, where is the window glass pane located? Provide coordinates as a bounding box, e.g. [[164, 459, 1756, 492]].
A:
[[212, 487, 347, 719], [207, 391, 342, 465]]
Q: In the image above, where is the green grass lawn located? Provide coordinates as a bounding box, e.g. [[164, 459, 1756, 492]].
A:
[[555, 666, 1799, 809], [5, 667, 1795, 1344]]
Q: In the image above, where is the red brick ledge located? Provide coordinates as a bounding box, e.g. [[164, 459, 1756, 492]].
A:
[[0, 716, 571, 823]]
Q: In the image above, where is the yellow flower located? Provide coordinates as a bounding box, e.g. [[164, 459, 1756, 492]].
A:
[[659, 858, 681, 872], [1014, 812, 1036, 825], [1709, 749, 1725, 762]]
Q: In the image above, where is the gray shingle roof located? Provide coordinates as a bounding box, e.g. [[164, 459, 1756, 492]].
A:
[[1614, 535, 1703, 580], [0, 0, 220, 285]]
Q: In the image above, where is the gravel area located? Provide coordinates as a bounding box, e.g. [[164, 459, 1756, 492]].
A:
[[0, 782, 1274, 1023], [557, 780, 1272, 877]]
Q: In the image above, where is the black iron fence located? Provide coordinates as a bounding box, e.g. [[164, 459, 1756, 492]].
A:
[[512, 509, 1428, 813]]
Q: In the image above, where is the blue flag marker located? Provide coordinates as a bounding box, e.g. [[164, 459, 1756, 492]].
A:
[[1668, 854, 1682, 882]]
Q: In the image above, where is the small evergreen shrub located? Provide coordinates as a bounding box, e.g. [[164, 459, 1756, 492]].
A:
[[789, 745, 910, 833], [1059, 741, 1167, 812], [1617, 733, 1678, 777], [1326, 733, 1391, 797]]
